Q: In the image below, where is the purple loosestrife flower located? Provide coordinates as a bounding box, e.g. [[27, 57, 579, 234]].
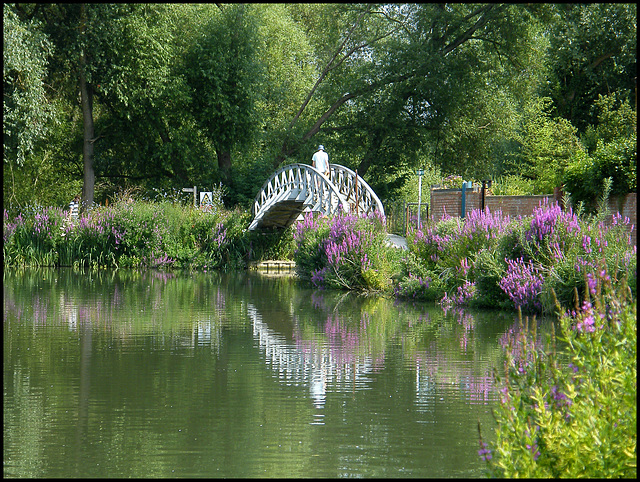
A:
[[458, 257, 470, 276], [525, 201, 581, 260], [311, 267, 328, 288], [573, 301, 597, 333], [586, 272, 597, 296], [3, 210, 18, 243], [449, 280, 476, 305], [499, 257, 544, 311], [464, 207, 511, 241], [575, 256, 596, 274], [478, 440, 492, 461], [525, 442, 541, 461], [211, 223, 227, 248]]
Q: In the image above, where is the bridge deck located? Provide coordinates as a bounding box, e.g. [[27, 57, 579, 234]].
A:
[[249, 163, 385, 231]]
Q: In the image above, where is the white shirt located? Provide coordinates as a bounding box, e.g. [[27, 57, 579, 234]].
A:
[[312, 150, 329, 174]]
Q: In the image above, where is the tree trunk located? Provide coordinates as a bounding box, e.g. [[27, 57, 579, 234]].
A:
[[79, 4, 95, 210], [216, 149, 232, 187]]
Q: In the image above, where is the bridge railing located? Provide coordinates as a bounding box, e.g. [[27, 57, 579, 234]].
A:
[[329, 164, 385, 217], [250, 163, 385, 230], [252, 163, 348, 218]]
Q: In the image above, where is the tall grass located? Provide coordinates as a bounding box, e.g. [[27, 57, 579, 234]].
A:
[[3, 196, 295, 270], [478, 268, 636, 478]]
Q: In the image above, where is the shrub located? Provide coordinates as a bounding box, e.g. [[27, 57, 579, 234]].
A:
[[490, 175, 536, 196], [403, 207, 511, 305], [479, 267, 636, 478], [472, 248, 511, 309], [393, 251, 443, 301], [294, 210, 398, 291]]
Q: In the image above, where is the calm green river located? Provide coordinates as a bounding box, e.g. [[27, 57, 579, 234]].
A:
[[4, 268, 549, 478]]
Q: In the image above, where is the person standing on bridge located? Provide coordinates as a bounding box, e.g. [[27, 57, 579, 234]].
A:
[[312, 145, 330, 178]]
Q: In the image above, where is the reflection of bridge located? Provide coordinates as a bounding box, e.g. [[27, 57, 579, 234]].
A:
[[247, 303, 375, 409], [248, 164, 385, 230]]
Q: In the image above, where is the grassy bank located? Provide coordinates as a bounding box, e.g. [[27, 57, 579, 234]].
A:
[[3, 198, 295, 271], [293, 200, 635, 313], [4, 195, 636, 312]]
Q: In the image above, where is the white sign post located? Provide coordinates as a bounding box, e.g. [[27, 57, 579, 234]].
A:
[[182, 186, 197, 207]]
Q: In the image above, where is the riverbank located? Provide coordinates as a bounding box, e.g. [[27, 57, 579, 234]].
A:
[[5, 199, 636, 478], [3, 197, 636, 314]]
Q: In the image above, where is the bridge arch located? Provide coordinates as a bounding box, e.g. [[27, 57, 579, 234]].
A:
[[249, 163, 384, 231]]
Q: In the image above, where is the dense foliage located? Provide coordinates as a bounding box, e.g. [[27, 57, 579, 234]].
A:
[[293, 210, 400, 291], [6, 193, 635, 317], [3, 189, 295, 271], [291, 199, 636, 312], [3, 3, 636, 214], [478, 270, 636, 478]]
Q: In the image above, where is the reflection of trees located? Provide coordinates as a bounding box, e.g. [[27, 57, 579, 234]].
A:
[[4, 268, 532, 413], [253, 282, 522, 410], [4, 268, 560, 477], [3, 268, 229, 350]]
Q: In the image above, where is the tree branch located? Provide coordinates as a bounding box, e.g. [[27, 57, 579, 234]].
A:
[[288, 6, 371, 129], [442, 4, 501, 56]]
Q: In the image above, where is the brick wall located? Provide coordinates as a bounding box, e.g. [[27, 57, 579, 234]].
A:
[[604, 192, 637, 246], [429, 187, 556, 221], [430, 187, 636, 246]]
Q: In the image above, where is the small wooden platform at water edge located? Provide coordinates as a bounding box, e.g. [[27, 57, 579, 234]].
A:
[[248, 260, 297, 274]]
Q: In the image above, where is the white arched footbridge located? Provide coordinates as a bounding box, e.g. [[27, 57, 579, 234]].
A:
[[249, 163, 385, 230]]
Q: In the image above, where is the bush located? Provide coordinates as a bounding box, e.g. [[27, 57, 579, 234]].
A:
[[479, 267, 636, 478], [392, 251, 444, 301], [398, 196, 636, 313], [490, 174, 536, 196], [294, 210, 398, 291], [402, 207, 511, 305], [472, 248, 511, 309], [564, 93, 637, 211], [2, 196, 287, 270]]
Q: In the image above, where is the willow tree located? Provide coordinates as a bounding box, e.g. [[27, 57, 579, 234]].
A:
[[3, 4, 55, 208], [184, 4, 265, 191]]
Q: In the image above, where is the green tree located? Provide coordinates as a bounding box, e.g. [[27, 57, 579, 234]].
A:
[[184, 4, 264, 191], [3, 4, 53, 168], [544, 3, 636, 132], [18, 4, 207, 208], [508, 97, 585, 194], [564, 93, 637, 208], [87, 4, 211, 195], [229, 3, 317, 205], [272, 4, 551, 198]]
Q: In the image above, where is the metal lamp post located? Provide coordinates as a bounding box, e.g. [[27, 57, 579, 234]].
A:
[[416, 169, 424, 228]]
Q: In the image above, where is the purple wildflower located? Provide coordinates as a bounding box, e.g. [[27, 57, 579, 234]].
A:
[[499, 257, 544, 311]]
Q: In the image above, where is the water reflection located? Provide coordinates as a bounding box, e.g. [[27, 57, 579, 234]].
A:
[[247, 281, 533, 426], [250, 303, 378, 412], [4, 268, 554, 478]]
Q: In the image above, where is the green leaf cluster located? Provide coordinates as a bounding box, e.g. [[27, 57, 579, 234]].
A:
[[564, 93, 637, 210], [480, 270, 636, 478]]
